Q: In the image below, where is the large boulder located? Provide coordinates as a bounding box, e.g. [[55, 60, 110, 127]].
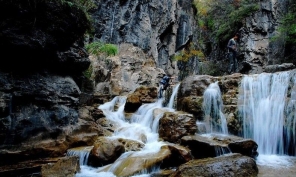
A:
[[158, 111, 197, 143], [181, 134, 258, 159], [170, 153, 258, 177], [88, 137, 125, 167], [98, 144, 192, 177]]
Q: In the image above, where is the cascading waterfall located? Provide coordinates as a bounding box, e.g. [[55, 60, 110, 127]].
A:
[[167, 83, 180, 109], [239, 70, 296, 157], [73, 84, 181, 176], [202, 81, 228, 134]]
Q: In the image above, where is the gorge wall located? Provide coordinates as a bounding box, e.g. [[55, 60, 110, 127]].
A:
[[240, 0, 290, 74], [90, 0, 198, 76]]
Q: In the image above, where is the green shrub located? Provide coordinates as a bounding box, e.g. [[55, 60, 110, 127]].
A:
[[85, 41, 103, 55], [275, 1, 296, 44], [99, 44, 118, 56], [86, 41, 118, 57]]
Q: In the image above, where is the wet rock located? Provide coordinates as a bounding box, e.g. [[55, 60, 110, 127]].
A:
[[159, 111, 197, 143], [98, 145, 181, 177], [118, 138, 145, 151], [170, 153, 258, 177]]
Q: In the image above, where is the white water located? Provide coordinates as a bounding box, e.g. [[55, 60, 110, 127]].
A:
[[74, 84, 180, 176], [239, 70, 296, 167], [202, 81, 228, 134]]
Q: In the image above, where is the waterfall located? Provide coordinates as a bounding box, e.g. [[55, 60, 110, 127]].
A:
[[74, 84, 181, 176], [110, 8, 116, 40], [202, 81, 228, 134], [239, 71, 296, 155]]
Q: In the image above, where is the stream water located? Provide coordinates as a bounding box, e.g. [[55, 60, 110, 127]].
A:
[[73, 84, 180, 176]]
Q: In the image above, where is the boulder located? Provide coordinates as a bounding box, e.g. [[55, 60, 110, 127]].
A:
[[124, 86, 158, 112], [170, 153, 258, 177], [88, 137, 125, 167], [181, 134, 258, 159], [159, 111, 197, 143]]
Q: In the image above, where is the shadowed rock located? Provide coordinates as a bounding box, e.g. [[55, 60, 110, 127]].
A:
[[181, 134, 258, 159], [170, 153, 258, 177]]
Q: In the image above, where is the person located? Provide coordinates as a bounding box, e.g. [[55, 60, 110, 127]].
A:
[[158, 74, 174, 98], [227, 33, 239, 74]]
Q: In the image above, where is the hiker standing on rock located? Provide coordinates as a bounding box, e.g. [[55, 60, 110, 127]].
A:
[[227, 33, 240, 74]]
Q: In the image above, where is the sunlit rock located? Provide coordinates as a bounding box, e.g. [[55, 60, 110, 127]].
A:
[[41, 156, 80, 177], [124, 86, 158, 112], [117, 138, 145, 152], [159, 111, 197, 143], [88, 137, 125, 167]]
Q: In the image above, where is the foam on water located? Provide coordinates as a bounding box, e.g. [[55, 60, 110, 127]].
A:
[[256, 155, 295, 168]]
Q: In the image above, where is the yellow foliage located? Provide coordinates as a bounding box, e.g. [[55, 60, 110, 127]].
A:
[[173, 43, 205, 62]]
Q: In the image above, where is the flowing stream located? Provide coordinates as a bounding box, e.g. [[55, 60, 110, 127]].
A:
[[72, 84, 180, 177]]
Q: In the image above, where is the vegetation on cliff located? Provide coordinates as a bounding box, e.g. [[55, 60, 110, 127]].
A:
[[275, 0, 296, 62], [193, 0, 259, 53]]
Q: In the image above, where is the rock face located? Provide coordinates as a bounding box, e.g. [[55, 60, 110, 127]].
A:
[[0, 0, 91, 168], [0, 0, 90, 73], [92, 43, 166, 97], [0, 73, 81, 144], [91, 0, 198, 75], [239, 0, 289, 74]]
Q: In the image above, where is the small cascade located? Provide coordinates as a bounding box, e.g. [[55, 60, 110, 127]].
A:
[[66, 146, 93, 166], [214, 146, 232, 157], [167, 83, 181, 109], [239, 70, 296, 156], [202, 81, 228, 134]]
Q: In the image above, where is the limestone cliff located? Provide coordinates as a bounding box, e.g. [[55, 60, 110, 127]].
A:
[[90, 0, 198, 76]]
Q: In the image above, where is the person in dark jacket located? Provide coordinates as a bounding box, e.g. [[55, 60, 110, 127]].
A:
[[227, 33, 239, 74], [158, 74, 174, 98]]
